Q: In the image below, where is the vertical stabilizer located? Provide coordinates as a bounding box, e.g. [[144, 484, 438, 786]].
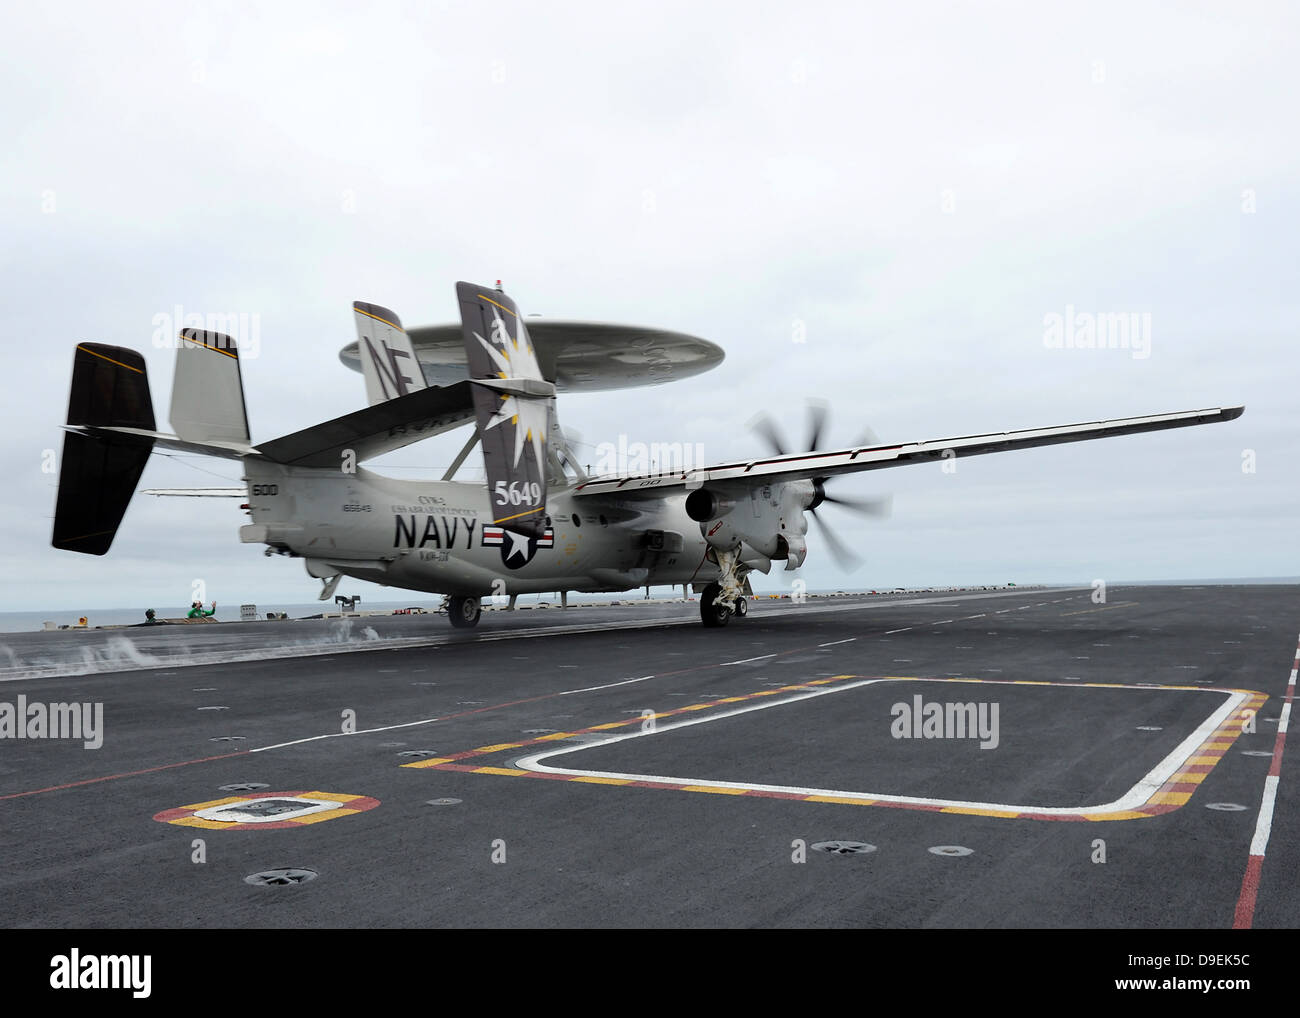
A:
[[354, 301, 428, 405], [52, 344, 156, 554], [169, 329, 250, 444], [456, 282, 554, 538]]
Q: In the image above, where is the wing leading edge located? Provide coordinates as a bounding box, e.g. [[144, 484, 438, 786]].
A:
[[572, 406, 1245, 498]]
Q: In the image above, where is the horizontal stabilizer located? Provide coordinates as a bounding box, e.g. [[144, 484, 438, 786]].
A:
[[170, 329, 250, 444], [256, 381, 476, 467], [141, 487, 246, 498]]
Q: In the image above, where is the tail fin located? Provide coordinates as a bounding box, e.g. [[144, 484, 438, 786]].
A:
[[354, 302, 428, 405], [52, 344, 156, 555], [170, 329, 250, 444], [457, 282, 555, 538]]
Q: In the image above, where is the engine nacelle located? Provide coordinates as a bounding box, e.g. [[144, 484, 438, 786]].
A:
[[775, 532, 807, 569], [700, 517, 752, 552], [696, 480, 815, 562], [685, 488, 737, 522]]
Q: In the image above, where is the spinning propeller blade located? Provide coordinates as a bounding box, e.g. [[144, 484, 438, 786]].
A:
[[750, 400, 892, 572]]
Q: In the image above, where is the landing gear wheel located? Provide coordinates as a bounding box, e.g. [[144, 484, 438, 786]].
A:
[[448, 596, 481, 628], [700, 582, 731, 628], [734, 596, 748, 618]]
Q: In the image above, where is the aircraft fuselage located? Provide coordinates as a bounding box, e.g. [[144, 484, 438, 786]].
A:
[[239, 460, 722, 597]]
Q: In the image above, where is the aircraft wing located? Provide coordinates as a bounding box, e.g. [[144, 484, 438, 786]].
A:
[[572, 406, 1244, 498]]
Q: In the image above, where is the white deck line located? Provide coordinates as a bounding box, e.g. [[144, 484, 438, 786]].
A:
[[515, 677, 1248, 817]]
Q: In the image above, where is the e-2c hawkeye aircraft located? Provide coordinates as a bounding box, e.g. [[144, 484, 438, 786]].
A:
[[52, 281, 1243, 628]]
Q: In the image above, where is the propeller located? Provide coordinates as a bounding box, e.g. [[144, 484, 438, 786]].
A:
[[748, 399, 892, 571]]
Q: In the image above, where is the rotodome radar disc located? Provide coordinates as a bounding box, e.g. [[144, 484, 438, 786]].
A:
[[340, 319, 724, 392]]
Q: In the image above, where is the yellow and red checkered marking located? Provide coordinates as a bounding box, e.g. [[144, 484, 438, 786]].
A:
[[1117, 690, 1269, 818], [152, 790, 380, 830]]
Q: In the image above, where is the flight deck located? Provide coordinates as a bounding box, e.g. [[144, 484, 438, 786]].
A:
[[0, 584, 1296, 930]]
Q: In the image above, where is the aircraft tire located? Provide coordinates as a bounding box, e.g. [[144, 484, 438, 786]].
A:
[[700, 583, 731, 628], [448, 596, 481, 628], [734, 596, 748, 618]]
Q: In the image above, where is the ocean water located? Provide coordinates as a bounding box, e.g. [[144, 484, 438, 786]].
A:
[[0, 592, 677, 634], [0, 600, 442, 634], [4, 577, 1292, 634]]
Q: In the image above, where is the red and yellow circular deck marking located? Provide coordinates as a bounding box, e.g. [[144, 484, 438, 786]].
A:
[[152, 790, 379, 830]]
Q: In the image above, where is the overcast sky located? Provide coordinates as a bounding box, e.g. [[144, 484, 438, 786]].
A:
[[3, 1, 1296, 613]]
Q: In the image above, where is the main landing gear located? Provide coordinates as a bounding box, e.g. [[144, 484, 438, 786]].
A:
[[700, 583, 747, 627], [447, 595, 481, 628]]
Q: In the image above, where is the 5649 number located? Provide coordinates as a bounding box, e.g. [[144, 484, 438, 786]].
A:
[[494, 480, 541, 507]]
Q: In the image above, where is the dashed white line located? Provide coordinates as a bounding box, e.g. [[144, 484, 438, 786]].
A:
[[254, 670, 665, 750], [253, 716, 444, 752], [1234, 628, 1299, 928], [562, 675, 656, 694], [1248, 776, 1279, 856]]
